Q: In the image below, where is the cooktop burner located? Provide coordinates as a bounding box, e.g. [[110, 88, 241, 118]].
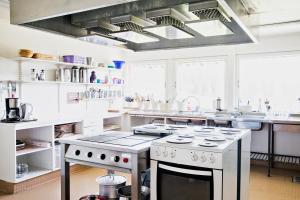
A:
[[78, 133, 159, 147]]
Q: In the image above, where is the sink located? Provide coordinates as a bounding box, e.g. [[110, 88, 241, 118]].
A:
[[232, 113, 265, 130], [235, 114, 266, 121]]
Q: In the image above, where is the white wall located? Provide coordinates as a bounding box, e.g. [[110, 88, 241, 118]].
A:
[[0, 5, 128, 120]]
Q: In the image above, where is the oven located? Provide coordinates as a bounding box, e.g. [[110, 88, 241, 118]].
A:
[[151, 160, 222, 200]]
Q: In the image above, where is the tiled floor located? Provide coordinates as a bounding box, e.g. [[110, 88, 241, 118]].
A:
[[0, 166, 299, 200]]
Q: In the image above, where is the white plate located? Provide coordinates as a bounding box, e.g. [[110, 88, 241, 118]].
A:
[[193, 128, 211, 133], [166, 137, 193, 144], [221, 131, 237, 135], [178, 133, 194, 138], [198, 141, 218, 147], [205, 136, 226, 142]]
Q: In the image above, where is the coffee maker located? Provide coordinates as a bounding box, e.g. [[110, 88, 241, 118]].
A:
[[2, 98, 21, 122]]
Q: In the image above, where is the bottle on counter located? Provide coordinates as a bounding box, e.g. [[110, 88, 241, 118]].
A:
[[64, 68, 71, 82], [40, 70, 45, 81], [90, 71, 97, 83], [31, 69, 36, 81], [71, 66, 79, 83]]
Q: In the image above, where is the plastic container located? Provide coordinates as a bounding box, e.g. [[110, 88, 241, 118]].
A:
[[63, 55, 86, 64], [113, 61, 125, 69]]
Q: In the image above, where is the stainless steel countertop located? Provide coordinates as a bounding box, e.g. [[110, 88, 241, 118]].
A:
[[128, 110, 300, 125], [59, 131, 157, 154]]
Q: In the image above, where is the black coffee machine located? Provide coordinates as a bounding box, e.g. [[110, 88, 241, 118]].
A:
[[2, 98, 21, 122]]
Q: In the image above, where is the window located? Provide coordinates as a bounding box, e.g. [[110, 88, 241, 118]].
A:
[[238, 53, 300, 112], [175, 58, 226, 110], [126, 61, 166, 100]]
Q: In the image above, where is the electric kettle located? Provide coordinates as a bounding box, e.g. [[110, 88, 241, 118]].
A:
[[20, 103, 33, 120]]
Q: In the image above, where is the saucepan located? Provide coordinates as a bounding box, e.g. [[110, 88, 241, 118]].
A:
[[96, 175, 126, 199], [118, 185, 150, 200]]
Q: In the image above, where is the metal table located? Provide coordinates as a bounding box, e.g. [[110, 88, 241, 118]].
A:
[[60, 143, 150, 200]]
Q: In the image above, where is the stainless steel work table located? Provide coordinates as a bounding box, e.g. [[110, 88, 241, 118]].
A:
[[59, 133, 153, 200]]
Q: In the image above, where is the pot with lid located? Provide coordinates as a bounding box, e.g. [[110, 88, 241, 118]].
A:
[[96, 175, 126, 199]]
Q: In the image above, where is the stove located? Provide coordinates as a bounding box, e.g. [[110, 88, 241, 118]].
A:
[[60, 131, 159, 200], [150, 127, 251, 200], [132, 124, 188, 136]]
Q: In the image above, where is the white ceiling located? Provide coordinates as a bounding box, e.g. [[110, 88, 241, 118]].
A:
[[242, 0, 300, 25], [0, 0, 9, 7]]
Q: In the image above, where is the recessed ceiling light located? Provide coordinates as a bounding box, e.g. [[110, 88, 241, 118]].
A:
[[110, 31, 159, 43], [144, 25, 194, 40], [186, 20, 233, 37], [79, 35, 126, 46]]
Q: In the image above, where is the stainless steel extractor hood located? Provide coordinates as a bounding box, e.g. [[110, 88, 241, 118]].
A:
[[10, 0, 258, 51]]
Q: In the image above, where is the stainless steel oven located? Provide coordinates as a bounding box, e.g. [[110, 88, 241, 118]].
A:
[[151, 160, 222, 200]]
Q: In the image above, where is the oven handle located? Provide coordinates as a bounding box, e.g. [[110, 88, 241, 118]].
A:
[[158, 164, 212, 176]]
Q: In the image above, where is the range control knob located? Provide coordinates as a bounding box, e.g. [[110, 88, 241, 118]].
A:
[[200, 155, 207, 163], [209, 155, 216, 164], [192, 153, 198, 161], [114, 156, 120, 162], [123, 158, 129, 163], [163, 151, 168, 158], [100, 154, 106, 160], [170, 151, 176, 158], [87, 152, 93, 158], [75, 150, 81, 156], [155, 149, 161, 157]]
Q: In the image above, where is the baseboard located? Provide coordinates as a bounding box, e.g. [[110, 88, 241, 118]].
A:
[[0, 165, 90, 194]]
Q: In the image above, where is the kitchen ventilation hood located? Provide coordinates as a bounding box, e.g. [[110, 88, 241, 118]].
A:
[[10, 0, 258, 51]]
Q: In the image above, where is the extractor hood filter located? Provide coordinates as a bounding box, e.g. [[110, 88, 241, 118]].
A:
[[189, 1, 231, 23], [144, 8, 194, 40]]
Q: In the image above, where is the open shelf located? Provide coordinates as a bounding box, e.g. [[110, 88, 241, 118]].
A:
[[15, 166, 52, 183], [14, 57, 97, 69], [19, 80, 123, 86], [103, 124, 121, 131], [251, 152, 300, 165], [16, 145, 52, 157]]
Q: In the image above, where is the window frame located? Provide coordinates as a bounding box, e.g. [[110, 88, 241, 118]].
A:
[[236, 50, 300, 112], [172, 55, 230, 110], [125, 59, 168, 100]]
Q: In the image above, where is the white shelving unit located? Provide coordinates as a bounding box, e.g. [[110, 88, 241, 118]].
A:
[[0, 121, 86, 183], [16, 145, 52, 157]]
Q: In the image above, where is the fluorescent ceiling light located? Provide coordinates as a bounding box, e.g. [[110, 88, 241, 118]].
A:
[[110, 31, 159, 43], [79, 35, 126, 46], [144, 25, 194, 40], [186, 20, 233, 37]]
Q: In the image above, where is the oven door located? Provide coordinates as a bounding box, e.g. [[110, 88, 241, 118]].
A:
[[151, 160, 222, 200]]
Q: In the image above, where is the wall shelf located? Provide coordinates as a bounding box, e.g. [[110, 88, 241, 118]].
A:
[[15, 166, 52, 183], [14, 57, 97, 69], [19, 80, 123, 87], [16, 145, 52, 157], [103, 124, 121, 131]]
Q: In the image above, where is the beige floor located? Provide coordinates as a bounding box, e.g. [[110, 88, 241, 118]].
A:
[[0, 166, 299, 200]]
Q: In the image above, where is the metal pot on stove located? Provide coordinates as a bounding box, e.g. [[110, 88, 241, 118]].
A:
[[96, 175, 126, 199]]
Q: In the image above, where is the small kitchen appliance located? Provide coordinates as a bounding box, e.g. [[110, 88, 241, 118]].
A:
[[20, 103, 34, 120], [3, 98, 21, 122]]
